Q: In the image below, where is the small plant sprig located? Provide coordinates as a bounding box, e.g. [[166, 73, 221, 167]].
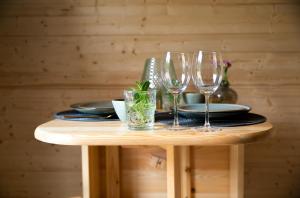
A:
[[133, 81, 150, 104], [127, 81, 155, 127]]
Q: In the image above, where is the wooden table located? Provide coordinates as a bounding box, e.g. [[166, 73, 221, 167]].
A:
[[35, 120, 272, 198]]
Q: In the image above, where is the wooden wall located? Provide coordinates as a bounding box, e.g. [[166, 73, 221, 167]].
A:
[[0, 0, 299, 197]]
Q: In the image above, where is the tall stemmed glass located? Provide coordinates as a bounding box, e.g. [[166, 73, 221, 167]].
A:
[[161, 51, 191, 130], [192, 51, 224, 132]]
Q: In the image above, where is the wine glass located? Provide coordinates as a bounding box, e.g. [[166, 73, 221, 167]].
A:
[[192, 51, 224, 132], [161, 51, 191, 130]]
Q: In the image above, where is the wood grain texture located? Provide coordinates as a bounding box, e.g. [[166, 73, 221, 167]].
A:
[[190, 146, 230, 198], [34, 120, 273, 146], [230, 145, 244, 198], [0, 0, 299, 197], [120, 146, 167, 197], [180, 146, 191, 198], [165, 146, 192, 198], [81, 146, 104, 198], [166, 145, 181, 198], [82, 146, 120, 198], [0, 35, 300, 88], [0, 4, 299, 36], [105, 146, 120, 198]]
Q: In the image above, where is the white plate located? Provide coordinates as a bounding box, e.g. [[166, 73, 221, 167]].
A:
[[178, 104, 251, 118]]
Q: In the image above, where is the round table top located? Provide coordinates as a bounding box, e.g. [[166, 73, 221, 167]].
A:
[[34, 120, 273, 146]]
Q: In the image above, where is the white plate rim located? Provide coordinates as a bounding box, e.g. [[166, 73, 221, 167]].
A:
[[178, 103, 251, 113], [70, 101, 114, 111]]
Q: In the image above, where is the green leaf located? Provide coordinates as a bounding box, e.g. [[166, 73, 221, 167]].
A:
[[134, 92, 141, 103], [141, 81, 150, 91]]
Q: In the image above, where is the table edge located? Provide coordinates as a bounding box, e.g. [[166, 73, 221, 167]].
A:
[[34, 120, 273, 146]]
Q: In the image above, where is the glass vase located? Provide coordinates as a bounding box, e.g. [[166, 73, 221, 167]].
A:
[[211, 83, 238, 104]]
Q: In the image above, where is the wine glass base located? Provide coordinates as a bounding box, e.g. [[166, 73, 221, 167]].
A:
[[168, 125, 188, 131], [193, 126, 222, 132]]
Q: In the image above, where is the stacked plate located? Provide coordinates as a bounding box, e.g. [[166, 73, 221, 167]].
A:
[[178, 104, 251, 118], [70, 101, 115, 114], [54, 101, 117, 121], [174, 104, 265, 127]]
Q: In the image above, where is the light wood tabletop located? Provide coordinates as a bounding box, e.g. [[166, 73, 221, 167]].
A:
[[35, 119, 273, 146]]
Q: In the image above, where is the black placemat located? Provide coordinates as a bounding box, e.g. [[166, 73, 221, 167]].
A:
[[156, 112, 266, 127], [55, 110, 266, 127]]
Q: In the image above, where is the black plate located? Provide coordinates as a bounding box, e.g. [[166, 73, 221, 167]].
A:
[[55, 110, 119, 122]]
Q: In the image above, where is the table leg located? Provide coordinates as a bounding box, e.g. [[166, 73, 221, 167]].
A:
[[230, 145, 244, 198], [166, 145, 191, 198], [105, 146, 120, 198], [179, 146, 191, 198], [81, 145, 242, 198], [81, 146, 120, 198]]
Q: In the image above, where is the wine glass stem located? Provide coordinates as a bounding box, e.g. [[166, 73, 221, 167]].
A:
[[173, 93, 179, 127], [204, 93, 211, 128]]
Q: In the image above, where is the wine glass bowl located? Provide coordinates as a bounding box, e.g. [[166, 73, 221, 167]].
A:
[[161, 51, 191, 129], [192, 51, 224, 131], [162, 52, 190, 93]]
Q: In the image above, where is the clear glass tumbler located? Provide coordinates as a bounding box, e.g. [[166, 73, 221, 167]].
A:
[[124, 89, 156, 130]]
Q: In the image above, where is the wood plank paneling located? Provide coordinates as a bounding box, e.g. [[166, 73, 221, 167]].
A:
[[0, 4, 298, 35], [0, 35, 300, 87], [0, 171, 82, 198], [0, 0, 299, 197]]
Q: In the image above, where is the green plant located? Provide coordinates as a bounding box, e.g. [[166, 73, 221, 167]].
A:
[[127, 81, 155, 128], [133, 81, 150, 104]]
